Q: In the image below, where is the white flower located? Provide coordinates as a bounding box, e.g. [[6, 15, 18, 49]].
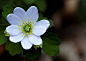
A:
[[6, 6, 50, 50]]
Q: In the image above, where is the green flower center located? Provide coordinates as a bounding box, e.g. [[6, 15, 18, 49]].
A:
[[25, 25, 30, 32], [18, 19, 35, 37]]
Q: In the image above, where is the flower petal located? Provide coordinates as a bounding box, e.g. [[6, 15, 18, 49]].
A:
[[32, 26, 46, 36], [9, 33, 24, 43], [26, 6, 38, 23], [29, 34, 42, 45], [35, 20, 50, 28], [7, 14, 22, 25], [21, 36, 32, 50], [14, 7, 26, 21], [6, 25, 21, 35]]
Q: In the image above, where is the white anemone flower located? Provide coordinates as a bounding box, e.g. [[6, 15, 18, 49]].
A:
[[6, 6, 50, 50]]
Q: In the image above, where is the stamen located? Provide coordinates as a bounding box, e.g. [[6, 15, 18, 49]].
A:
[[28, 18, 29, 20], [22, 30, 23, 32], [22, 22, 24, 23], [27, 33, 28, 35], [31, 30, 32, 31], [31, 24, 32, 27], [24, 32, 26, 34], [27, 33, 29, 37], [28, 35, 29, 37], [24, 35, 26, 36], [20, 24, 22, 26], [32, 20, 33, 22], [30, 22, 31, 23], [18, 26, 20, 27], [22, 35, 23, 36]]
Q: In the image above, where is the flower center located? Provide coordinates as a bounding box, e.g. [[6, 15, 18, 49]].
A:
[[18, 19, 35, 37], [25, 25, 30, 32]]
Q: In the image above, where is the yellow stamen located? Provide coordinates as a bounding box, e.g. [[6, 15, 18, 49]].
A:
[[31, 24, 32, 27], [27, 33, 29, 37], [18, 26, 20, 27], [22, 35, 23, 36], [28, 35, 29, 37], [22, 30, 23, 32], [28, 18, 29, 20], [24, 32, 26, 34], [19, 29, 21, 30], [24, 35, 26, 36], [31, 30, 32, 31], [20, 24, 22, 26], [22, 22, 24, 23], [30, 22, 31, 23]]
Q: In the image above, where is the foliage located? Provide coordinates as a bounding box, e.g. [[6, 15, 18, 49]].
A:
[[23, 47, 41, 60], [5, 41, 23, 56], [42, 32, 60, 56], [0, 25, 8, 45]]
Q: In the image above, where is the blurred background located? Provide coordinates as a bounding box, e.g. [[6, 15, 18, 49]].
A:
[[0, 0, 86, 61]]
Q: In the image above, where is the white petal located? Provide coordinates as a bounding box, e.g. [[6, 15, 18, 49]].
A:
[[6, 25, 21, 35], [32, 26, 46, 36], [29, 34, 42, 45], [9, 33, 24, 43], [26, 6, 38, 23], [35, 20, 50, 28], [14, 7, 26, 21], [7, 14, 22, 25], [21, 37, 32, 50]]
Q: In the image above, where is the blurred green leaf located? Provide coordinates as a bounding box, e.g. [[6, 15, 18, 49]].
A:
[[37, 13, 43, 21], [48, 19, 54, 28], [2, 4, 15, 20], [77, 0, 86, 22], [0, 0, 15, 9], [35, 0, 47, 12], [22, 0, 36, 5], [42, 32, 60, 56], [0, 25, 8, 45], [23, 47, 41, 60], [5, 41, 23, 56], [2, 4, 15, 24]]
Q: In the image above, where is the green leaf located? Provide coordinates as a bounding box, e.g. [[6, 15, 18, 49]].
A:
[[77, 0, 86, 22], [0, 0, 15, 10], [23, 47, 41, 60], [0, 25, 8, 45], [35, 0, 47, 13], [22, 0, 36, 5], [2, 4, 15, 20], [48, 19, 54, 28], [5, 41, 23, 56], [37, 13, 43, 22], [42, 32, 60, 56]]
